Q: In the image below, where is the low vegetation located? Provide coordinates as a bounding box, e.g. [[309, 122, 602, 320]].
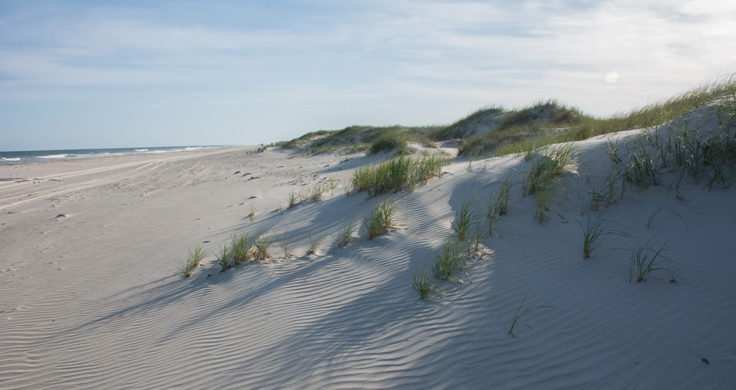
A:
[[412, 272, 434, 300], [178, 245, 205, 278], [432, 239, 464, 280], [365, 200, 397, 239], [580, 218, 606, 259], [524, 145, 574, 222], [453, 200, 479, 241], [352, 154, 449, 197], [337, 221, 356, 248], [629, 243, 675, 283]]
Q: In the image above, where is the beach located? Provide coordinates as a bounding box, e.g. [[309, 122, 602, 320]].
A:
[[1, 120, 736, 389]]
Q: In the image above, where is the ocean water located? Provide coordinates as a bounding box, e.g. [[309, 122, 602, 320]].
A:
[[0, 145, 226, 164]]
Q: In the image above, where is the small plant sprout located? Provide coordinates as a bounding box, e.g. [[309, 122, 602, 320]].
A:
[[508, 296, 530, 337], [279, 238, 290, 258], [327, 177, 338, 197], [337, 221, 356, 248], [248, 206, 256, 222], [629, 242, 676, 283], [253, 236, 273, 261], [365, 199, 397, 239], [306, 234, 323, 255], [454, 200, 479, 241], [508, 297, 551, 337], [580, 217, 607, 259], [433, 239, 464, 280], [412, 272, 434, 300], [179, 244, 205, 277]]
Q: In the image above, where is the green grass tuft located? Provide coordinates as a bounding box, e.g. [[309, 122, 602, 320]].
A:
[[453, 200, 479, 241], [337, 221, 356, 248], [580, 217, 607, 259], [178, 244, 205, 278], [629, 242, 676, 283], [365, 199, 397, 239], [352, 154, 449, 197], [253, 236, 272, 261], [432, 239, 464, 280], [412, 272, 434, 299]]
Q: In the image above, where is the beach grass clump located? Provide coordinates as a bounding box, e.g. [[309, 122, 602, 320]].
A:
[[590, 170, 621, 210], [230, 233, 253, 264], [365, 199, 397, 239], [523, 145, 572, 222], [623, 144, 658, 189], [288, 191, 299, 208], [523, 145, 573, 196], [453, 200, 479, 241], [534, 181, 555, 222], [432, 239, 464, 280], [351, 154, 449, 197], [178, 244, 205, 277], [580, 218, 607, 259], [248, 206, 256, 222], [337, 221, 356, 248], [215, 244, 236, 271], [494, 177, 511, 216], [607, 138, 622, 164], [412, 272, 434, 300], [629, 243, 675, 283], [370, 132, 410, 155], [253, 236, 272, 261], [308, 182, 326, 202]]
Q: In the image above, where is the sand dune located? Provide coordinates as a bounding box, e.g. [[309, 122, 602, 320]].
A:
[[1, 105, 735, 389]]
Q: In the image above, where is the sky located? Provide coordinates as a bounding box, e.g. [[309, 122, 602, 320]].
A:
[[1, 0, 735, 150]]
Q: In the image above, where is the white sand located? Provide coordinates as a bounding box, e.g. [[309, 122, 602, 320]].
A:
[[1, 107, 736, 389]]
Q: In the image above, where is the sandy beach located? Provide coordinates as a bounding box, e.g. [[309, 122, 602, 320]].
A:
[[2, 102, 736, 389]]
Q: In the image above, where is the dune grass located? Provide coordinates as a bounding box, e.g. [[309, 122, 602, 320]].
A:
[[453, 200, 479, 241], [461, 77, 736, 157], [230, 233, 253, 264], [508, 296, 530, 337], [365, 199, 397, 239], [306, 233, 323, 255], [494, 177, 511, 216], [523, 145, 573, 222], [288, 191, 299, 208], [178, 244, 205, 278], [253, 236, 272, 261], [629, 242, 676, 283], [433, 238, 464, 280], [412, 272, 434, 300], [337, 221, 356, 248], [352, 154, 449, 197], [248, 206, 256, 222], [580, 217, 607, 259], [590, 170, 621, 211], [215, 243, 236, 271]]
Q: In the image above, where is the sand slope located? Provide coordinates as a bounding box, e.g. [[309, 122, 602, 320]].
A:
[[1, 108, 736, 389]]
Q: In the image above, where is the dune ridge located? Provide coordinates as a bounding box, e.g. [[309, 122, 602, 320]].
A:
[[1, 101, 736, 389]]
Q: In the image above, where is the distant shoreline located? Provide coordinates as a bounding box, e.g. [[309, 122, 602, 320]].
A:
[[0, 145, 230, 164]]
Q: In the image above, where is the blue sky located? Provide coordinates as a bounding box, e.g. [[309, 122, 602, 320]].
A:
[[1, 0, 735, 150]]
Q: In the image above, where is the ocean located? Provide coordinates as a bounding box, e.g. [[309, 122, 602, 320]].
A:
[[0, 145, 226, 164]]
